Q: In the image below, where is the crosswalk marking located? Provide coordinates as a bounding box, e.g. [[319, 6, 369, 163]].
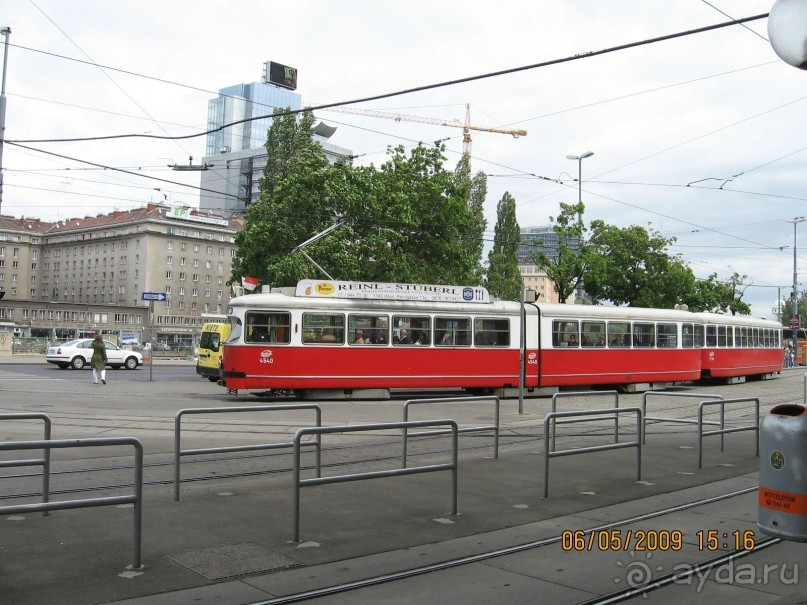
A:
[[0, 370, 61, 381]]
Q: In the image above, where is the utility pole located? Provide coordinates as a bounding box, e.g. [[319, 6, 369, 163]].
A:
[[0, 26, 12, 215], [787, 217, 805, 362]]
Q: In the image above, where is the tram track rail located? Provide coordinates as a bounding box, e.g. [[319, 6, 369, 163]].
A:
[[246, 486, 772, 605]]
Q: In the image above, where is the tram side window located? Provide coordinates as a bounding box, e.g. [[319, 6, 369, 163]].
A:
[[726, 326, 734, 348], [348, 314, 389, 345], [393, 316, 431, 345], [633, 323, 655, 348], [553, 320, 579, 347], [694, 324, 704, 348], [245, 312, 291, 344], [738, 327, 748, 347], [581, 321, 606, 347], [435, 317, 471, 346], [608, 322, 631, 347], [717, 326, 727, 347], [706, 326, 717, 347], [682, 323, 694, 348], [474, 318, 509, 347], [752, 327, 760, 347], [302, 313, 345, 344], [657, 323, 677, 348]]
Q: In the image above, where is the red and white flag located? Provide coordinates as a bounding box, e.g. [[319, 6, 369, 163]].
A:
[[242, 276, 260, 291]]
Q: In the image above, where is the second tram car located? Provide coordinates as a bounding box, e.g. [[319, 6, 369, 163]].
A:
[[220, 280, 783, 397]]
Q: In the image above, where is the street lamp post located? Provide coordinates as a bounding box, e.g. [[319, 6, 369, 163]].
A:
[[566, 150, 594, 217], [566, 151, 593, 302], [0, 26, 11, 215], [787, 216, 805, 364]]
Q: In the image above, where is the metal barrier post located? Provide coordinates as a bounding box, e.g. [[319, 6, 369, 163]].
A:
[[697, 398, 760, 469], [550, 391, 620, 451], [543, 408, 642, 499], [293, 420, 459, 543], [402, 396, 499, 467], [641, 392, 724, 444], [0, 437, 144, 569], [0, 413, 52, 515], [174, 404, 322, 501]]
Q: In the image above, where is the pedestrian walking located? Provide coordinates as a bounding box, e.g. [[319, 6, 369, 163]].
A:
[[91, 334, 107, 385]]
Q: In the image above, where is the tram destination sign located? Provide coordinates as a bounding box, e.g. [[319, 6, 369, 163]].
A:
[[296, 280, 490, 303], [142, 292, 167, 302]]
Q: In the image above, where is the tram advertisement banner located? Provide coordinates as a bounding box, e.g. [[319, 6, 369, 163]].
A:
[[295, 280, 490, 303]]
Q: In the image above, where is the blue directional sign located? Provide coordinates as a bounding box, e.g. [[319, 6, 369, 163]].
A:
[[141, 292, 167, 302]]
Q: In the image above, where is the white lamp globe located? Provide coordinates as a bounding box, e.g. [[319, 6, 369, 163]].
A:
[[768, 0, 807, 69]]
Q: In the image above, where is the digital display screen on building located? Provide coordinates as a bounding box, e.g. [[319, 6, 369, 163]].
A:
[[264, 61, 298, 91]]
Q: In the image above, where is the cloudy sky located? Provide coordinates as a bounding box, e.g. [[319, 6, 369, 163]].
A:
[[1, 0, 804, 317]]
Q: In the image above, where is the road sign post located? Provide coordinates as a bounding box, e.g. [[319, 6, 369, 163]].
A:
[[141, 293, 166, 381]]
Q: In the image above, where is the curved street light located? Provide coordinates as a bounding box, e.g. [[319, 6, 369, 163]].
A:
[[566, 151, 594, 220]]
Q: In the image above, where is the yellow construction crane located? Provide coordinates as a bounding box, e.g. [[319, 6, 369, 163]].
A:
[[315, 103, 526, 158]]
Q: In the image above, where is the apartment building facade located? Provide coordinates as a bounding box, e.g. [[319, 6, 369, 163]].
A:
[[0, 204, 241, 345]]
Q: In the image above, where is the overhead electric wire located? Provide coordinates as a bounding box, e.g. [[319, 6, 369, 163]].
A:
[[6, 142, 245, 202], [5, 13, 769, 145], [700, 0, 770, 42], [26, 0, 246, 207], [3, 8, 788, 295], [7, 183, 151, 203]]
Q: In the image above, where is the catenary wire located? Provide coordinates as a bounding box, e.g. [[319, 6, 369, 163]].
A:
[[5, 13, 769, 145]]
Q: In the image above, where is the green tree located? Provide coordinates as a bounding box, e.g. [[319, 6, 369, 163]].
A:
[[584, 221, 695, 307], [232, 111, 482, 289], [531, 201, 586, 304], [681, 273, 725, 312], [232, 108, 345, 288], [486, 191, 522, 300], [452, 154, 487, 282], [721, 272, 752, 316], [682, 272, 751, 315], [355, 143, 480, 284]]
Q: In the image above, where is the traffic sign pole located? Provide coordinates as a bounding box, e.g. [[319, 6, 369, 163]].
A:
[[149, 301, 154, 381], [140, 292, 165, 381]]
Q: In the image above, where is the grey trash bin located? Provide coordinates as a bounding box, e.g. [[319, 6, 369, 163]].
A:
[[758, 404, 807, 541]]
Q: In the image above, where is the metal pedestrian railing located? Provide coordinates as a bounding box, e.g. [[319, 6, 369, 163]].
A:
[[0, 437, 144, 569], [543, 408, 642, 499], [641, 392, 725, 447], [0, 413, 52, 515], [174, 404, 322, 501], [292, 420, 459, 543], [402, 396, 499, 467], [550, 390, 621, 451], [697, 397, 760, 469]]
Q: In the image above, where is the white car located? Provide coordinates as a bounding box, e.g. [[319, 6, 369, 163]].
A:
[[46, 339, 143, 370]]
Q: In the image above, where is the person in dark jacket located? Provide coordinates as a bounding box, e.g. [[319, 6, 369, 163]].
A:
[[91, 334, 107, 385]]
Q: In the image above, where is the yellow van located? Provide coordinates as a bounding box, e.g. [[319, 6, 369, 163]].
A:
[[196, 321, 232, 382]]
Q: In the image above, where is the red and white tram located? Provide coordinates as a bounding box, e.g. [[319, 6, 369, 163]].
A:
[[219, 280, 783, 397]]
